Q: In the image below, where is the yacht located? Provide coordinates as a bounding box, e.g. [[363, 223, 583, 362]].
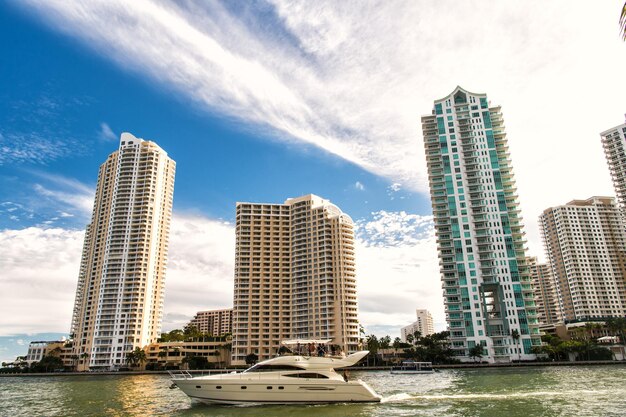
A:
[[390, 361, 434, 374], [170, 350, 381, 405]]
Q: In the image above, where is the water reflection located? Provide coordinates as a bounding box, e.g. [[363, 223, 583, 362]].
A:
[[1, 367, 625, 417]]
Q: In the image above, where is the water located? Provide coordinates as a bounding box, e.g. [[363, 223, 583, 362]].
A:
[[1, 366, 625, 416]]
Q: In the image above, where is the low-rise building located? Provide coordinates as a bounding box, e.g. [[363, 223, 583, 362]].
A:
[[144, 336, 232, 369]]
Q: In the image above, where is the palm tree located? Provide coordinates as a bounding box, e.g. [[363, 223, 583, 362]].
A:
[[412, 330, 422, 345], [125, 350, 137, 368], [133, 348, 147, 369], [469, 345, 483, 363], [70, 355, 79, 371], [511, 329, 521, 361]]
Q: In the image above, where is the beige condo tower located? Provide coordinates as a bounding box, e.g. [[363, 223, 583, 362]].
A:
[[539, 197, 626, 322], [71, 132, 176, 370], [232, 194, 359, 365]]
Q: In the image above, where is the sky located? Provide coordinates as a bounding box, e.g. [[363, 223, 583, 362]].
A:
[[0, 1, 624, 363]]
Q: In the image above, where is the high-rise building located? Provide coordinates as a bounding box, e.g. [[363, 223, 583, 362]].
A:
[[539, 196, 626, 322], [600, 117, 626, 209], [187, 308, 233, 336], [421, 86, 540, 362], [70, 132, 176, 371], [400, 309, 435, 341], [231, 194, 359, 365], [527, 257, 561, 325]]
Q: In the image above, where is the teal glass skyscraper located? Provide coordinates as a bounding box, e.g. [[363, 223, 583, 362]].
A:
[[421, 87, 540, 362]]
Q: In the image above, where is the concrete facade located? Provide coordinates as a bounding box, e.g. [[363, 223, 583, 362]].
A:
[[231, 194, 359, 365], [188, 308, 233, 336], [540, 197, 626, 322], [70, 132, 176, 370]]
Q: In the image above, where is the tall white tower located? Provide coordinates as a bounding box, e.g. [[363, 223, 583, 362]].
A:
[[71, 132, 176, 370], [600, 117, 626, 209]]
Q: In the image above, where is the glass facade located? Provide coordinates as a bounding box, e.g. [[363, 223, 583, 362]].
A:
[[421, 87, 540, 363]]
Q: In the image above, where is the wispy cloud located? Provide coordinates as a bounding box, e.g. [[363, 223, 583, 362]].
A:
[[15, 1, 625, 257], [0, 131, 76, 165], [356, 210, 434, 247], [30, 172, 95, 219], [98, 122, 117, 141], [354, 181, 364, 191]]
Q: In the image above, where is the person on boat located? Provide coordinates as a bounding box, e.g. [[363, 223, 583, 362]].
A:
[[343, 370, 349, 382], [317, 343, 325, 357]]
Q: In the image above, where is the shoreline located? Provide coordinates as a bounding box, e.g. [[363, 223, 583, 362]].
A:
[[2, 360, 625, 377]]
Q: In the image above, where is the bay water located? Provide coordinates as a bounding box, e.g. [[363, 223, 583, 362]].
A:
[[1, 366, 625, 416]]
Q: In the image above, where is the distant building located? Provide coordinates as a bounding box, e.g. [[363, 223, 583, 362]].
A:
[[401, 309, 435, 341], [25, 341, 64, 365], [231, 194, 359, 365], [25, 340, 75, 369], [527, 257, 561, 326], [540, 196, 626, 321], [144, 337, 231, 369], [600, 116, 626, 209], [421, 86, 540, 362], [70, 132, 176, 371], [187, 308, 233, 336]]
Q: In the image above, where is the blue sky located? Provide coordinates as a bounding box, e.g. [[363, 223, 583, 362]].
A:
[[1, 1, 625, 363], [0, 3, 427, 228]]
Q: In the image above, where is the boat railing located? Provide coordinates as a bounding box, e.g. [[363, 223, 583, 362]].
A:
[[168, 369, 239, 379], [168, 370, 193, 380]]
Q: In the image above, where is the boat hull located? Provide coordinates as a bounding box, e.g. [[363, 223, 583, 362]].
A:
[[173, 378, 381, 405]]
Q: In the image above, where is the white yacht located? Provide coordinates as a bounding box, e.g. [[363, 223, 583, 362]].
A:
[[170, 350, 381, 405]]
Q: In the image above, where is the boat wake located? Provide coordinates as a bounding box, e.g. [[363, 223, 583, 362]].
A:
[[381, 393, 415, 403], [381, 390, 603, 403]]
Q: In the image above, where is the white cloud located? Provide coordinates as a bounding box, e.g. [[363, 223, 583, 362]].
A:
[[0, 213, 235, 336], [356, 210, 433, 247], [0, 209, 445, 340], [16, 1, 624, 257], [98, 122, 117, 141], [162, 213, 236, 331], [355, 211, 445, 336], [354, 181, 364, 191], [388, 183, 402, 193], [0, 131, 76, 165], [0, 227, 85, 336]]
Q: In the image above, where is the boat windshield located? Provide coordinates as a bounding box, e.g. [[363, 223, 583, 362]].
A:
[[243, 364, 304, 373]]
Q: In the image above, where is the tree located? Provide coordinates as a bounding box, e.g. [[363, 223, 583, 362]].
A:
[[70, 355, 79, 371], [183, 355, 209, 370], [379, 335, 391, 349], [183, 325, 203, 341], [245, 353, 258, 366], [408, 331, 455, 364], [406, 334, 414, 345], [412, 330, 422, 345], [511, 329, 521, 361], [31, 355, 64, 373], [365, 335, 379, 366], [125, 347, 147, 369], [468, 345, 484, 363]]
